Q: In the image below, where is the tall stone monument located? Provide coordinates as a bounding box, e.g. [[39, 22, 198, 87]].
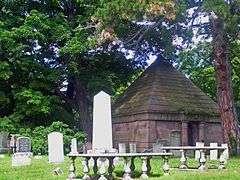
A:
[[92, 91, 115, 153], [48, 132, 64, 163]]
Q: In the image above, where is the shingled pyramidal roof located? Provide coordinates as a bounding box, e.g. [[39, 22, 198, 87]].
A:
[[113, 59, 220, 118]]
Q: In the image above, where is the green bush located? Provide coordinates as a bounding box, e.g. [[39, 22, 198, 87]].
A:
[[17, 121, 86, 155]]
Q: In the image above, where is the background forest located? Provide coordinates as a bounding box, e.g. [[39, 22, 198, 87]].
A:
[[0, 0, 240, 154]]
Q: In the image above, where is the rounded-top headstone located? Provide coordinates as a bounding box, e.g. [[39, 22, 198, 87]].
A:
[[48, 132, 64, 163]]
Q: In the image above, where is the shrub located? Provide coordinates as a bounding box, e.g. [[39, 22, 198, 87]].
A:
[[17, 121, 86, 155]]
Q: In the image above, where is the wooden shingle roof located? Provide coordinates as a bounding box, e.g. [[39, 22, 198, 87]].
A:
[[112, 60, 220, 119]]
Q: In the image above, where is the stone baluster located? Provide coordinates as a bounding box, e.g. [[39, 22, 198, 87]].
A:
[[108, 157, 115, 180], [162, 156, 170, 176], [146, 156, 152, 175], [218, 150, 226, 170], [140, 156, 148, 179], [123, 157, 132, 180], [82, 157, 91, 180], [68, 156, 76, 179], [93, 157, 98, 176], [198, 149, 207, 171], [179, 149, 188, 169], [130, 157, 135, 176], [99, 158, 107, 180]]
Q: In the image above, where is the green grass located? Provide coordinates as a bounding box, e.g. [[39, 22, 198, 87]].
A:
[[0, 156, 239, 180]]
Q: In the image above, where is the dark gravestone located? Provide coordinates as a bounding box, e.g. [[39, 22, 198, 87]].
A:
[[0, 132, 9, 153], [170, 131, 181, 156], [16, 137, 31, 153]]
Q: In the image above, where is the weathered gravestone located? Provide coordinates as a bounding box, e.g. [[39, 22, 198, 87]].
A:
[[16, 137, 31, 153], [129, 143, 137, 153], [118, 143, 126, 153], [70, 138, 78, 155], [48, 132, 64, 163], [153, 140, 168, 153], [12, 137, 32, 166], [195, 142, 204, 160], [221, 143, 229, 160], [210, 143, 218, 160], [0, 132, 9, 154]]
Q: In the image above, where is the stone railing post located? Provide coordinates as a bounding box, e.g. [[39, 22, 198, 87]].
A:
[[162, 156, 170, 176], [130, 157, 135, 176], [218, 149, 226, 169], [198, 149, 207, 171], [82, 157, 91, 180], [93, 157, 98, 176], [147, 156, 152, 175], [99, 158, 107, 180], [179, 149, 187, 169], [68, 156, 76, 179], [123, 157, 132, 180], [108, 157, 115, 179], [140, 156, 148, 179]]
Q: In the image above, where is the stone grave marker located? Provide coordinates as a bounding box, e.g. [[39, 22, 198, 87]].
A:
[[0, 132, 9, 154], [12, 136, 32, 166], [152, 140, 168, 153], [118, 143, 126, 153], [16, 137, 31, 153], [221, 143, 229, 160], [91, 91, 116, 153], [195, 142, 204, 160], [48, 132, 64, 163], [129, 143, 137, 153], [70, 138, 78, 155], [210, 143, 218, 160]]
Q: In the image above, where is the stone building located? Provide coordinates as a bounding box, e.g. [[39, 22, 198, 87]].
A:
[[112, 60, 223, 152]]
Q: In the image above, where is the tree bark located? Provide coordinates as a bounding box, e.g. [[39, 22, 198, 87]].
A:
[[68, 76, 92, 142], [210, 15, 239, 154]]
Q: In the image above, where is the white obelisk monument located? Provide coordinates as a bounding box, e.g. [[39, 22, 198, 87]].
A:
[[92, 91, 114, 152]]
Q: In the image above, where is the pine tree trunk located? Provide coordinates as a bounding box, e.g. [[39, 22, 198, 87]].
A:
[[73, 77, 92, 142], [211, 16, 239, 154]]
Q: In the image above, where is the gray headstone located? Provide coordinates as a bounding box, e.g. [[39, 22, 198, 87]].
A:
[[0, 132, 9, 153], [70, 138, 78, 155], [221, 143, 229, 160], [16, 137, 31, 153], [195, 142, 204, 160], [210, 143, 218, 160], [153, 143, 163, 153], [48, 132, 64, 163], [118, 143, 126, 153], [170, 131, 181, 156], [129, 143, 137, 153]]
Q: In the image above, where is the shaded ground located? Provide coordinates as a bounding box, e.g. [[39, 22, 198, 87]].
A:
[[0, 156, 239, 180]]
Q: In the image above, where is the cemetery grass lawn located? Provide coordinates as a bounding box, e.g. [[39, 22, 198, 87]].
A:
[[0, 156, 240, 180]]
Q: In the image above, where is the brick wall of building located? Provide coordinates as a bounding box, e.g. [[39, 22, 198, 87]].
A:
[[113, 114, 224, 152], [204, 122, 224, 145]]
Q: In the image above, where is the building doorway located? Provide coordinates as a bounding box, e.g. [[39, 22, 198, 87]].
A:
[[188, 122, 199, 146]]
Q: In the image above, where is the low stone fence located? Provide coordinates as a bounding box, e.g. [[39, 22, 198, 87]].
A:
[[161, 146, 227, 171], [67, 146, 228, 179], [67, 152, 172, 180]]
